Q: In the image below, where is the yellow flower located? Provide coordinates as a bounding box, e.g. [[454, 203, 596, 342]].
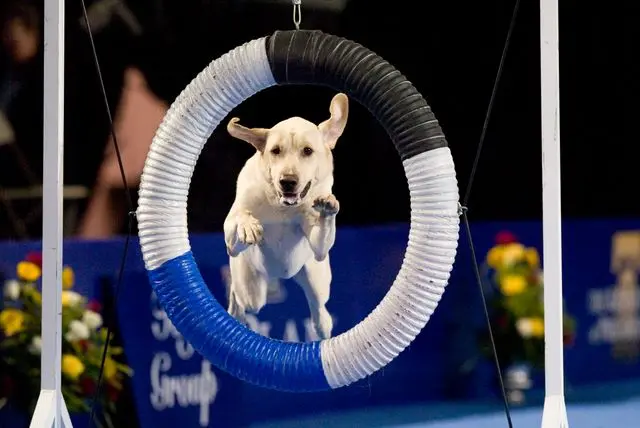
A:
[[486, 246, 504, 268], [501, 243, 526, 267], [525, 247, 540, 268], [500, 274, 527, 296], [61, 354, 85, 380], [104, 358, 118, 381], [62, 266, 75, 290], [0, 308, 26, 337], [530, 317, 544, 337], [17, 261, 41, 282]]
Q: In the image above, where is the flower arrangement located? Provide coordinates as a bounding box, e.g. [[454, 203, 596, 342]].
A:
[[0, 252, 132, 427], [480, 231, 576, 402]]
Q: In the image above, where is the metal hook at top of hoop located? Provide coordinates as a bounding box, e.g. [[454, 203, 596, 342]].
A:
[[292, 0, 302, 30]]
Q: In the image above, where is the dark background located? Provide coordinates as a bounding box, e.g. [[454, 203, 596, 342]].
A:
[[2, 0, 639, 233], [0, 2, 638, 426]]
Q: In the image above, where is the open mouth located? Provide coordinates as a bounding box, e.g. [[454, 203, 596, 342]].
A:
[[279, 181, 312, 206]]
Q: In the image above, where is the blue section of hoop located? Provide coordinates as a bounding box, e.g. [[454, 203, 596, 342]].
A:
[[147, 251, 331, 392]]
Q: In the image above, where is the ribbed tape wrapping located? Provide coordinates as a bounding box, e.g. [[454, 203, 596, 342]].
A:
[[321, 147, 459, 388], [138, 38, 275, 270]]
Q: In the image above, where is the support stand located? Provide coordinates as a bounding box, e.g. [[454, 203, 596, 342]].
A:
[[29, 0, 73, 425], [540, 0, 569, 426]]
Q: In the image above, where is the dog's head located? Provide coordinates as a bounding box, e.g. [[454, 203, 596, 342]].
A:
[[227, 93, 348, 207]]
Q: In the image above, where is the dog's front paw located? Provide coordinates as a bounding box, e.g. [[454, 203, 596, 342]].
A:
[[313, 194, 340, 217], [237, 213, 263, 245]]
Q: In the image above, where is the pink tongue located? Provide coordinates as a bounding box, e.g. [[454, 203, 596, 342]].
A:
[[283, 194, 298, 204]]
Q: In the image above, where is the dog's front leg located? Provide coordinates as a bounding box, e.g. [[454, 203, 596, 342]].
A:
[[224, 210, 263, 257], [303, 195, 340, 262]]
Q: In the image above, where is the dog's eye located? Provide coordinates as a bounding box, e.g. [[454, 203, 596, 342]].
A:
[[302, 147, 314, 156], [270, 146, 281, 155]]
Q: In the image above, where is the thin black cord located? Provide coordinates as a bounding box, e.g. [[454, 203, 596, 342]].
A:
[[89, 218, 133, 427], [462, 209, 514, 427], [79, 5, 134, 207], [463, 0, 522, 207], [459, 0, 522, 427], [77, 1, 136, 426]]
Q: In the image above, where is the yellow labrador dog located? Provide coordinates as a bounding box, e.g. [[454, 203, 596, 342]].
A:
[[223, 93, 348, 340]]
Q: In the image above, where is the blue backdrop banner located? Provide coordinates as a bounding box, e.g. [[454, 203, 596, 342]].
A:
[[1, 219, 639, 426]]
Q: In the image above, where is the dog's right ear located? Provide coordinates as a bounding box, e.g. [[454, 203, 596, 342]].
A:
[[227, 117, 269, 152]]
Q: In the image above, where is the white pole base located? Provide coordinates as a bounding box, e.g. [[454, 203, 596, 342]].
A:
[[541, 394, 569, 428], [30, 389, 73, 428]]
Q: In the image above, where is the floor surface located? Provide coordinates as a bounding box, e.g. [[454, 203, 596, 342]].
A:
[[251, 379, 640, 428]]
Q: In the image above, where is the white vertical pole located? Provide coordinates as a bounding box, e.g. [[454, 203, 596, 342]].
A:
[[540, 0, 569, 426], [29, 0, 73, 426]]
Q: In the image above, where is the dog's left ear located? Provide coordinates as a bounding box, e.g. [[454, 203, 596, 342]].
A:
[[227, 117, 269, 152], [319, 93, 349, 150]]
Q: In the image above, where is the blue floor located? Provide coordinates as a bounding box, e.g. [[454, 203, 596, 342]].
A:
[[404, 397, 640, 428], [251, 379, 640, 428]]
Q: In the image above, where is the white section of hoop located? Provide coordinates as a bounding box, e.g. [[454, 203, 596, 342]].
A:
[[137, 37, 276, 270], [320, 147, 459, 389]]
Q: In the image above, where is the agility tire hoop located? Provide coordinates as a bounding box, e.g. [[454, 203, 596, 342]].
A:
[[137, 30, 460, 392]]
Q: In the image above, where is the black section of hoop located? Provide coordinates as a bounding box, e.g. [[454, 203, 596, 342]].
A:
[[266, 30, 447, 161]]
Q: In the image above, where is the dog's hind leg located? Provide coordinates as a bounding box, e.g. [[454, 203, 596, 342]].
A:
[[227, 254, 269, 322], [293, 257, 333, 340], [227, 287, 248, 325]]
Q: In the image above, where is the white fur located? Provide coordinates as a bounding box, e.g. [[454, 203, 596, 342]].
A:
[[223, 93, 349, 340]]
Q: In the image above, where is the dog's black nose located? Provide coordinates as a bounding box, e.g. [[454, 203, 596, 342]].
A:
[[279, 178, 298, 193]]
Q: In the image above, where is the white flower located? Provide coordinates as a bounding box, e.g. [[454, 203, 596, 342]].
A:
[[61, 290, 83, 307], [3, 280, 20, 300], [506, 366, 531, 388], [516, 318, 533, 338], [507, 389, 525, 405], [65, 320, 90, 342], [82, 310, 103, 330], [28, 336, 42, 355]]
